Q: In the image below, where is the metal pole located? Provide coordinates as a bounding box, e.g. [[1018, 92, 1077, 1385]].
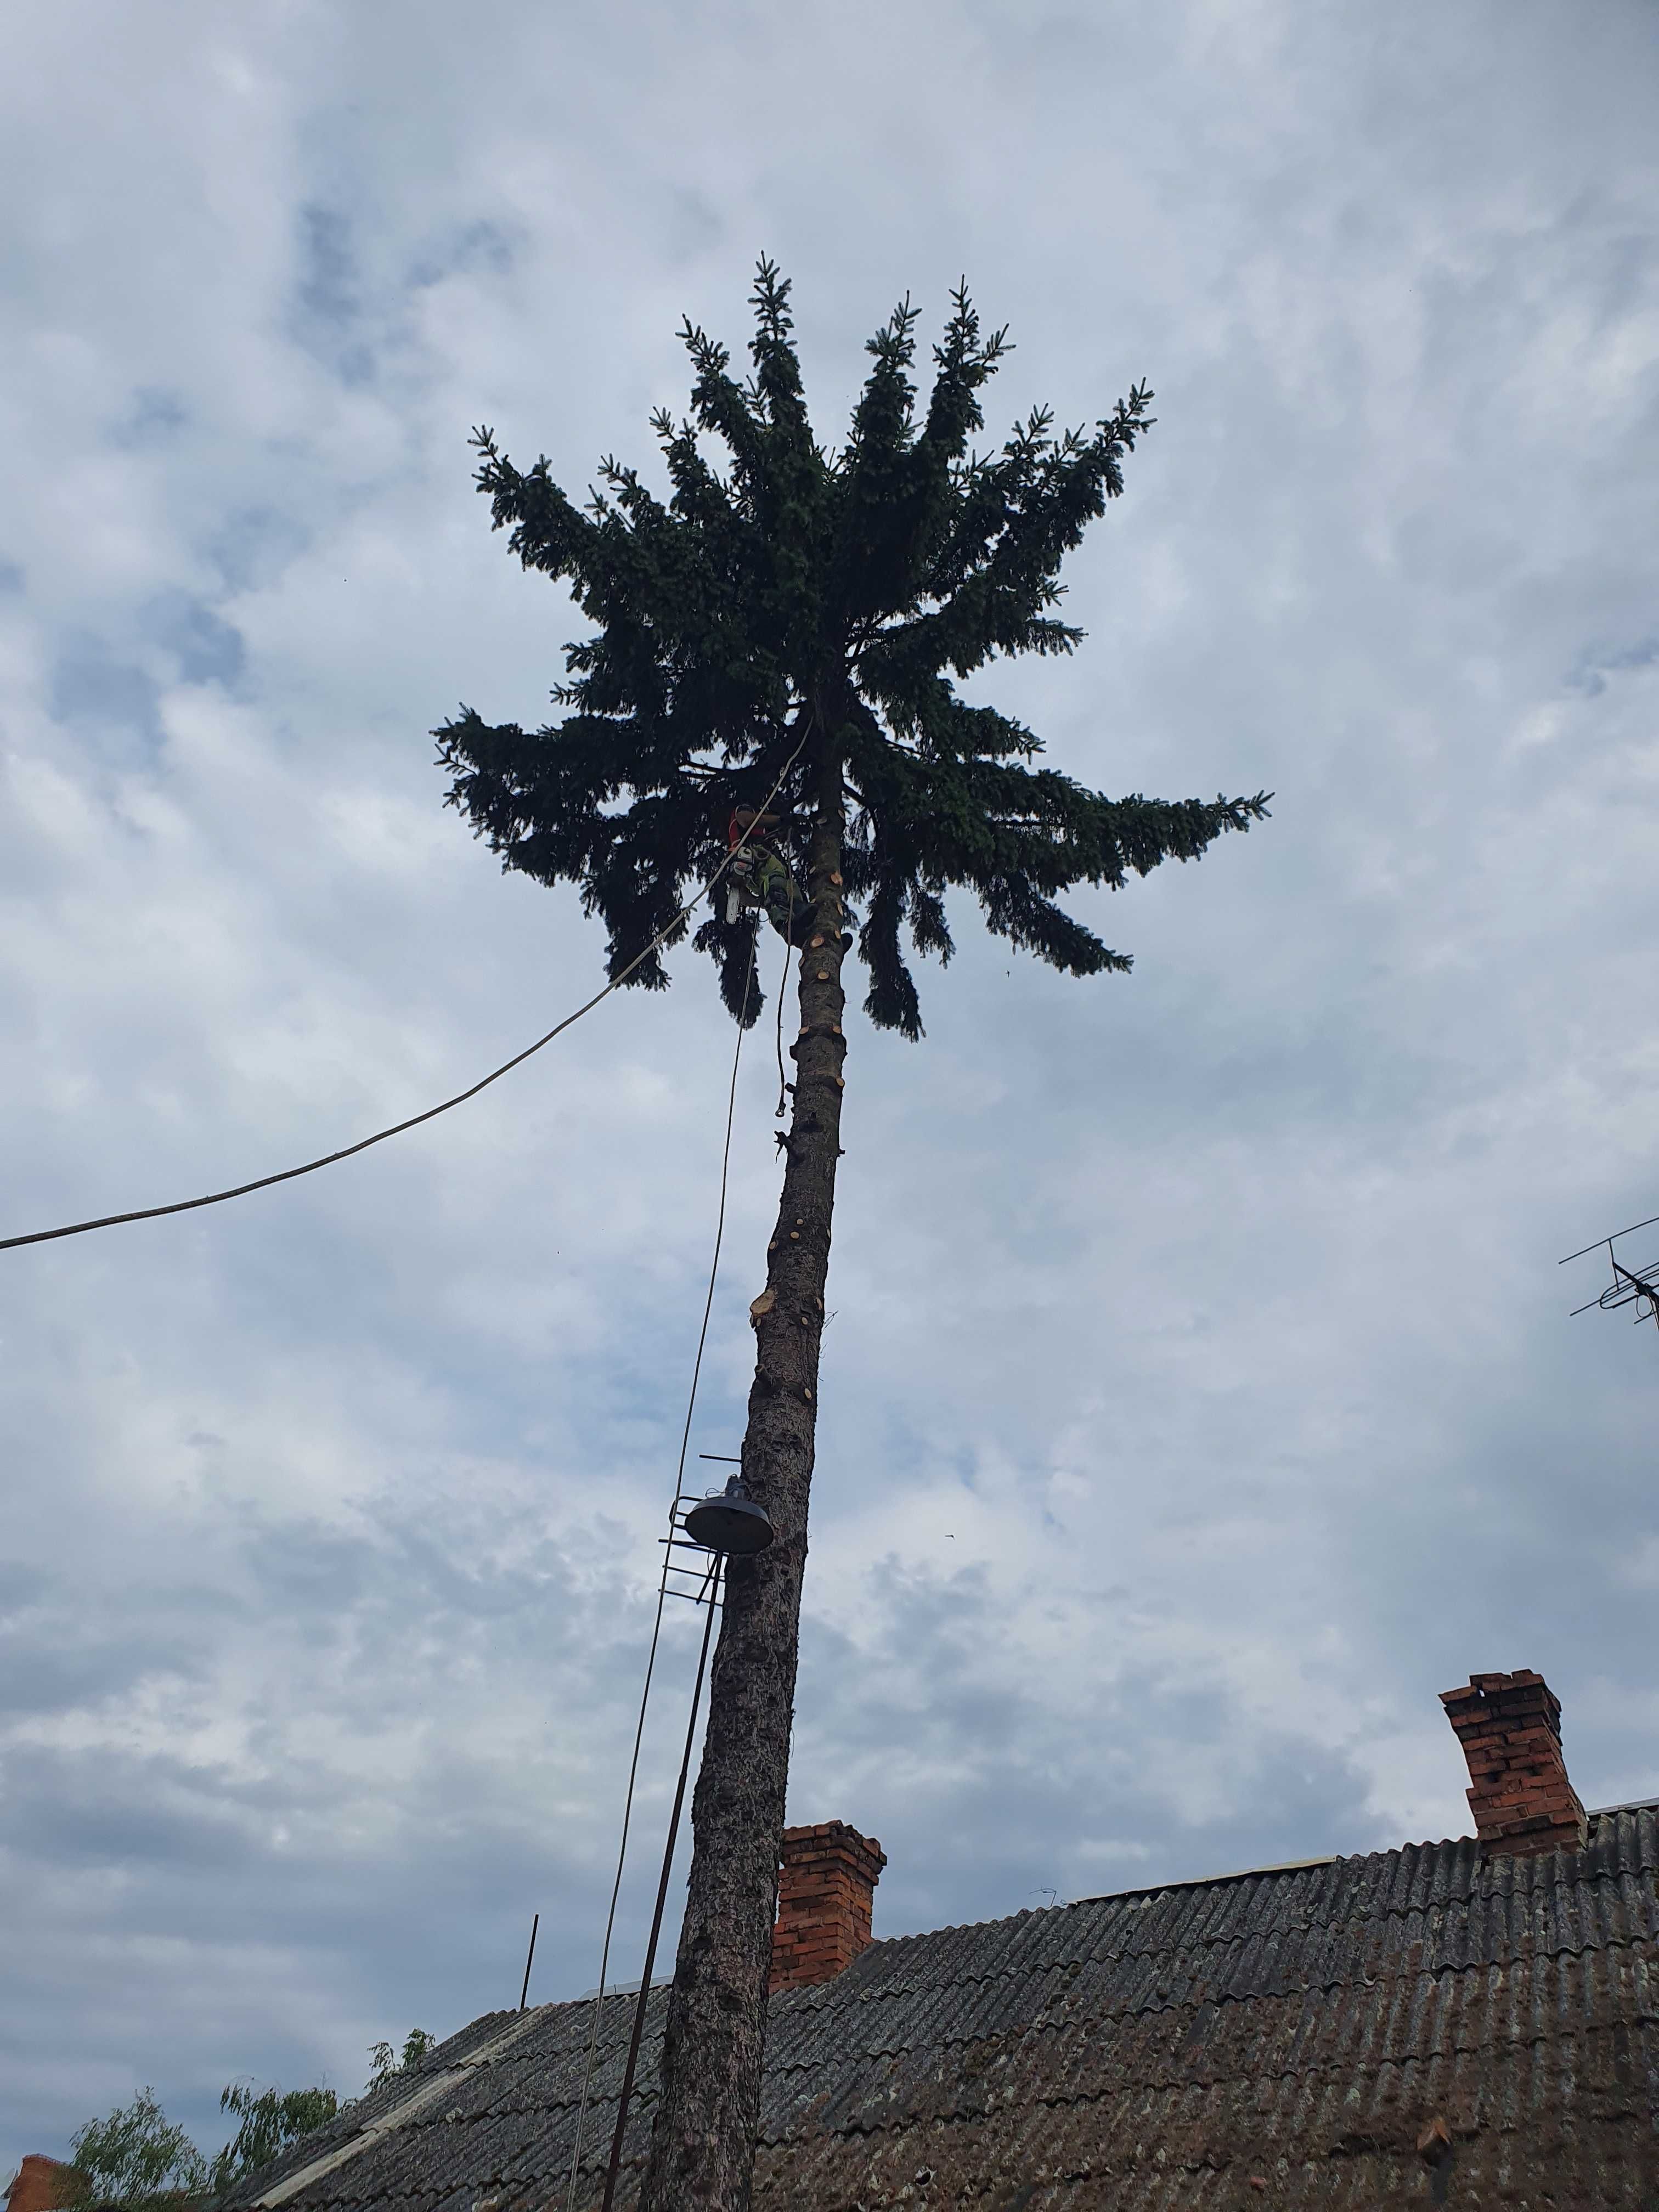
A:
[[520, 1912, 540, 2011], [599, 1561, 721, 2212]]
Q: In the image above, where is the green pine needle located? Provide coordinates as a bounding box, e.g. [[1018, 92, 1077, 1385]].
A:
[[436, 263, 1268, 1039]]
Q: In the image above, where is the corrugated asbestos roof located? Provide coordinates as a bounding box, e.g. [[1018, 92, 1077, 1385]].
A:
[[227, 1807, 1659, 2211]]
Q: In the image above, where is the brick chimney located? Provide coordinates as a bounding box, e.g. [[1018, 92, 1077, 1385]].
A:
[[770, 1820, 887, 1991], [5, 2159, 82, 2212], [1440, 1669, 1588, 1858]]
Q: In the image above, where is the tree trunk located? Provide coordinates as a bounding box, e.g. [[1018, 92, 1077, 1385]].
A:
[[634, 727, 850, 2212]]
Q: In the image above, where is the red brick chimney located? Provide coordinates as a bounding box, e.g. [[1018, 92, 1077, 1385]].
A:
[[770, 1820, 886, 1991], [5, 2159, 83, 2212], [1440, 1669, 1588, 1858]]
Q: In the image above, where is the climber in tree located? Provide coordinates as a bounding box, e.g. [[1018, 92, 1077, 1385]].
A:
[[724, 804, 806, 943]]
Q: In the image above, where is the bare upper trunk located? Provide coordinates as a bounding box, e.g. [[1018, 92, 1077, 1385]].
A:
[[634, 722, 849, 2212]]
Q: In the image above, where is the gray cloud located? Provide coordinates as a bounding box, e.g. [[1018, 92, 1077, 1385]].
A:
[[207, 510, 314, 599], [290, 207, 378, 387], [48, 637, 163, 755], [141, 593, 247, 690], [111, 390, 190, 451]]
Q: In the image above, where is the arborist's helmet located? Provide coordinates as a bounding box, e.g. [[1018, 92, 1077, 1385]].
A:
[[728, 803, 780, 847]]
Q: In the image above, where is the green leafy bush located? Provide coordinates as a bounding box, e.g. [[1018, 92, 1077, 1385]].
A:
[[70, 2089, 206, 2207], [64, 2030, 438, 2206]]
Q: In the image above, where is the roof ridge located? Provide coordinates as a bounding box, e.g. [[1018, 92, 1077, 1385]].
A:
[[1077, 1853, 1345, 1900], [228, 2011, 545, 2209], [842, 1814, 1655, 1963]]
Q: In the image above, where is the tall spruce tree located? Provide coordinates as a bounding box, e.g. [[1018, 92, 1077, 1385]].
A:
[[437, 262, 1267, 2212]]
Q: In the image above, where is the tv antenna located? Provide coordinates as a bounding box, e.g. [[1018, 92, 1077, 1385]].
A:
[[1561, 1214, 1659, 1333]]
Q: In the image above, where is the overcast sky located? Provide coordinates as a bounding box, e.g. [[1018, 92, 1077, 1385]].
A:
[[4, 0, 1657, 2176]]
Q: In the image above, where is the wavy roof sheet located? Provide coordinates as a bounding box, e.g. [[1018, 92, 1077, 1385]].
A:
[[228, 1806, 1659, 2210]]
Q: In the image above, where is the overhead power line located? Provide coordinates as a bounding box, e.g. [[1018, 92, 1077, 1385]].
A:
[[3, 957, 664, 1252], [1, 735, 810, 1255]]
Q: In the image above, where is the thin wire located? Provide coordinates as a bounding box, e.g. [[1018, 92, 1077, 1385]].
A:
[[599, 1553, 721, 2212], [559, 1570, 671, 2212], [674, 941, 758, 1499], [561, 940, 757, 2212], [773, 873, 798, 1120], [2, 734, 810, 1254]]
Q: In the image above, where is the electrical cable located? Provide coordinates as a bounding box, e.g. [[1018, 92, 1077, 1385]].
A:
[[599, 1551, 721, 2212], [558, 1567, 671, 2212], [670, 940, 757, 1511], [560, 939, 757, 2212], [2, 733, 810, 1254], [772, 871, 798, 1120]]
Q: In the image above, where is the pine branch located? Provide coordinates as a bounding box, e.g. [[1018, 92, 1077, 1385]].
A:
[[440, 275, 1261, 1034]]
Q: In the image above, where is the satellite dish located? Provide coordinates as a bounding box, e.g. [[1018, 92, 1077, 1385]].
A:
[[683, 1476, 775, 1556]]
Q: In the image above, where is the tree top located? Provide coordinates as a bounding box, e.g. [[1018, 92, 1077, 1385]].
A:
[[437, 260, 1268, 1036]]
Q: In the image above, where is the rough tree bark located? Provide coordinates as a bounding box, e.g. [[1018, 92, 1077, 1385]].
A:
[[634, 712, 850, 2212]]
